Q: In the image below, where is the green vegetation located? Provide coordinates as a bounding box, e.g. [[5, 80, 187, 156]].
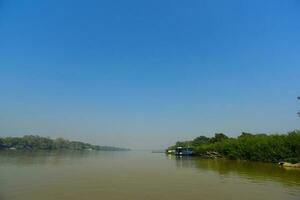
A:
[[168, 130, 300, 163], [0, 135, 129, 151]]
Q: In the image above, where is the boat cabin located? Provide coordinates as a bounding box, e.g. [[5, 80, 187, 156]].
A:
[[175, 147, 193, 155]]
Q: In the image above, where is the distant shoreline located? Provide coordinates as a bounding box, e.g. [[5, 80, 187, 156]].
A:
[[0, 135, 129, 151]]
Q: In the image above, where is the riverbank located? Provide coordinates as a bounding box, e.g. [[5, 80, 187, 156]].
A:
[[167, 151, 300, 169], [279, 162, 300, 168], [167, 130, 300, 164]]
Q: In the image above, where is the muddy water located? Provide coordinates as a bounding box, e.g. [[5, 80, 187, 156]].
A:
[[0, 151, 299, 200]]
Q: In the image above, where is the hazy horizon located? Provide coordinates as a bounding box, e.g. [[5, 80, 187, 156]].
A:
[[1, 0, 300, 149]]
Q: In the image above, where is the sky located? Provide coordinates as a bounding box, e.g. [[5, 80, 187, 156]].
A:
[[0, 0, 300, 149]]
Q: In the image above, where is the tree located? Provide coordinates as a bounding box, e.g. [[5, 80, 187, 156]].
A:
[[238, 132, 253, 138], [175, 141, 191, 147], [210, 133, 228, 143], [0, 138, 4, 149], [168, 130, 300, 163], [192, 136, 210, 145], [0, 135, 128, 151], [298, 96, 300, 117]]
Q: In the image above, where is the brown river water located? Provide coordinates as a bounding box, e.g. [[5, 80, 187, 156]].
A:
[[0, 151, 299, 200]]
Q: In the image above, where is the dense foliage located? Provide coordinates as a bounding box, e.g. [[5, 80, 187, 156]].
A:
[[169, 130, 300, 163], [0, 135, 128, 151]]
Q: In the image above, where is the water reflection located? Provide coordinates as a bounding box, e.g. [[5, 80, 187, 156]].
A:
[[0, 150, 104, 166], [169, 155, 300, 187]]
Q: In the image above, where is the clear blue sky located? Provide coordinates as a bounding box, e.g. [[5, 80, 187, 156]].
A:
[[0, 0, 299, 149]]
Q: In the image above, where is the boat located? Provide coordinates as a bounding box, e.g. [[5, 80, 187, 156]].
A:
[[174, 147, 193, 156]]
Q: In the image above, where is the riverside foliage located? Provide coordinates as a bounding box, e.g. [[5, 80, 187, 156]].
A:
[[168, 130, 300, 163], [0, 135, 128, 151]]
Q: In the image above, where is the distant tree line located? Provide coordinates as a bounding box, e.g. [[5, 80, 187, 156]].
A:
[[0, 135, 129, 151], [168, 130, 300, 163]]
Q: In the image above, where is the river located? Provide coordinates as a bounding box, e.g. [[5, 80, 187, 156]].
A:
[[0, 151, 299, 200]]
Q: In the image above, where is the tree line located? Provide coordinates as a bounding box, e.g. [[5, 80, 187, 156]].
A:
[[0, 135, 129, 151], [168, 130, 300, 163]]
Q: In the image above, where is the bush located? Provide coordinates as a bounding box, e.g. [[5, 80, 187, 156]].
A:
[[169, 130, 300, 163]]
